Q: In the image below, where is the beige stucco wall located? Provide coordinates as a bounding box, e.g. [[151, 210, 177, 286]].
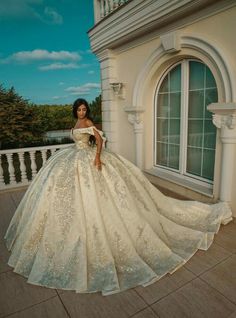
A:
[[110, 6, 236, 214], [114, 38, 162, 162]]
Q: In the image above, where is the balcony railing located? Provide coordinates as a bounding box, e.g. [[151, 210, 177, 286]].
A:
[[95, 0, 129, 22], [0, 143, 73, 190]]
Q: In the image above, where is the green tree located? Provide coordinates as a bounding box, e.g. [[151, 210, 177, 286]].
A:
[[0, 85, 45, 148], [90, 94, 102, 123], [34, 104, 75, 131]]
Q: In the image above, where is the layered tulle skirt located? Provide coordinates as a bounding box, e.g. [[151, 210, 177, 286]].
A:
[[4, 145, 232, 295]]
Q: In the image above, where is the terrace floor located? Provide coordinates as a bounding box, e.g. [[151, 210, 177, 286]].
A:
[[0, 187, 236, 318]]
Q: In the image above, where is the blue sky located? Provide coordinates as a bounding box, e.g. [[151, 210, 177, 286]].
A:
[[0, 0, 101, 105]]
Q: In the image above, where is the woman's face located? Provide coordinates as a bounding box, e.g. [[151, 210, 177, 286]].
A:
[[77, 104, 87, 119]]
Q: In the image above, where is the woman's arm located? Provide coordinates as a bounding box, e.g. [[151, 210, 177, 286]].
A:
[[93, 128, 103, 170], [86, 119, 104, 170]]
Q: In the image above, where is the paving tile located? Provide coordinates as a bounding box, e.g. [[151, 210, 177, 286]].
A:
[[0, 271, 57, 317], [11, 189, 27, 207], [135, 267, 195, 305], [214, 220, 236, 253], [60, 288, 147, 318], [200, 254, 236, 304], [131, 307, 159, 318], [0, 192, 16, 240], [0, 240, 12, 274], [5, 296, 69, 318], [57, 288, 68, 295], [184, 242, 232, 276], [151, 278, 236, 318], [228, 311, 236, 318]]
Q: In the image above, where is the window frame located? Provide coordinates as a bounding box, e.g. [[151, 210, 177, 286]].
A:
[[154, 58, 217, 192]]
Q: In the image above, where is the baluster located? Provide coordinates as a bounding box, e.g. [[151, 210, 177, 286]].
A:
[[50, 148, 57, 157], [29, 151, 37, 179], [0, 155, 4, 187], [115, 0, 120, 8], [41, 149, 47, 166], [6, 153, 16, 185], [111, 0, 116, 10], [100, 0, 105, 18], [104, 0, 110, 16], [18, 152, 28, 183]]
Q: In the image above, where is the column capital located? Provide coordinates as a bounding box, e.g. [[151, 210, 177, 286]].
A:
[[212, 114, 236, 129], [208, 103, 236, 140]]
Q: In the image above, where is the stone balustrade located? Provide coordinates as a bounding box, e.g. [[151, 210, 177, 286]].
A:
[[94, 0, 129, 22], [0, 143, 73, 190]]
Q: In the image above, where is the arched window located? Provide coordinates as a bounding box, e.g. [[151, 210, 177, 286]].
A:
[[155, 60, 218, 183]]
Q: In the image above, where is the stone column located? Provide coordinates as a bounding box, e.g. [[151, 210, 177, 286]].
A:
[[96, 49, 119, 152], [125, 108, 145, 168], [208, 103, 236, 203]]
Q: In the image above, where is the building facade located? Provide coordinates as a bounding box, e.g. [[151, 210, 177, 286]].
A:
[[88, 0, 236, 216]]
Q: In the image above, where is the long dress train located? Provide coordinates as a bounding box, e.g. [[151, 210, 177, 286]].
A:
[[4, 126, 232, 295]]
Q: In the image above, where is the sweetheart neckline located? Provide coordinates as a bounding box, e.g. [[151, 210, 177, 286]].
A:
[[72, 126, 95, 131], [71, 126, 101, 136]]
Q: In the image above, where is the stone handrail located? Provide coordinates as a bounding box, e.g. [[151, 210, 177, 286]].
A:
[[94, 0, 129, 22], [0, 143, 73, 190]]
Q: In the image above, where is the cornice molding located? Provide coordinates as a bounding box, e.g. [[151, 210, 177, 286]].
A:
[[96, 49, 116, 62], [88, 0, 236, 54]]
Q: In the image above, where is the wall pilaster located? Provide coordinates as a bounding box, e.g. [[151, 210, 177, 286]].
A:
[[96, 49, 119, 152], [208, 103, 236, 204]]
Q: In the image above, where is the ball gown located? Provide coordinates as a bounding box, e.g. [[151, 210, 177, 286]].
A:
[[4, 126, 232, 295]]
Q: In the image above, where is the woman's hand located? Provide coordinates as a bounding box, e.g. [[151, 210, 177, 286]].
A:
[[94, 154, 105, 171], [88, 123, 104, 170]]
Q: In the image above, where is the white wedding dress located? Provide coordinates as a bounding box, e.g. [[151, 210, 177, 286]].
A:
[[4, 126, 232, 295]]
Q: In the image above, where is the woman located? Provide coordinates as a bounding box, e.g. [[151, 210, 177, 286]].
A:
[[4, 98, 232, 296]]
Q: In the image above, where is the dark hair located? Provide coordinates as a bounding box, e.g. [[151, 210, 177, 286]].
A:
[[72, 98, 96, 145], [73, 98, 93, 120]]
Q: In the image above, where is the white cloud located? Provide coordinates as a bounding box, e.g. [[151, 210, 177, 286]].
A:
[[52, 95, 68, 100], [39, 63, 80, 71], [83, 83, 101, 89], [88, 70, 95, 75], [1, 49, 81, 64], [65, 83, 101, 95], [71, 91, 91, 96], [0, 1, 63, 25], [0, 0, 42, 19], [43, 7, 63, 24], [59, 82, 65, 86]]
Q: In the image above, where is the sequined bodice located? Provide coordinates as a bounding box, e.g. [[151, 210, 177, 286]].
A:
[[71, 129, 91, 149]]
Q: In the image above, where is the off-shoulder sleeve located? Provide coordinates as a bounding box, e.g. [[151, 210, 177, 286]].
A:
[[87, 126, 107, 145]]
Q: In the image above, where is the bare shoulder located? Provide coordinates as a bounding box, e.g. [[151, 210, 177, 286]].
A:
[[85, 119, 94, 127]]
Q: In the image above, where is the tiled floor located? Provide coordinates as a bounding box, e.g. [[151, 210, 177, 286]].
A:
[[0, 188, 236, 318]]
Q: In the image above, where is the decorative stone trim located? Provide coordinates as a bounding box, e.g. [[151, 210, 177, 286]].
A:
[[89, 0, 236, 54], [133, 34, 235, 111], [124, 107, 145, 168], [160, 31, 181, 53], [213, 114, 236, 130]]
